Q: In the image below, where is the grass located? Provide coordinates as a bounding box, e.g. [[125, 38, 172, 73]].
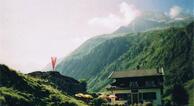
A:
[[0, 87, 32, 105]]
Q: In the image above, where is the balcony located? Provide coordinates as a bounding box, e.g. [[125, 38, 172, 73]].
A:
[[109, 81, 163, 90]]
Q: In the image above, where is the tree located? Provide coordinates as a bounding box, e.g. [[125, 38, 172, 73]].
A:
[[172, 84, 188, 106]]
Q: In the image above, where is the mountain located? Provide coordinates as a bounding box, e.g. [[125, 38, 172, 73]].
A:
[[0, 64, 88, 106], [53, 14, 193, 89], [54, 20, 193, 105], [101, 22, 193, 105], [40, 11, 194, 104], [89, 21, 194, 92]]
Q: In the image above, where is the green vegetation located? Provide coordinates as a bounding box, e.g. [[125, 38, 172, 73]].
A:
[[0, 65, 88, 106]]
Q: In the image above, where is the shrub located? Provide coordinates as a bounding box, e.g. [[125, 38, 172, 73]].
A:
[[91, 98, 107, 106]]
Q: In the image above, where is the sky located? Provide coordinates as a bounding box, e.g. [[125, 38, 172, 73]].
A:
[[0, 0, 193, 73]]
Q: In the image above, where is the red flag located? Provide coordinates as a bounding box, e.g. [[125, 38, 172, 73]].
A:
[[51, 57, 57, 71]]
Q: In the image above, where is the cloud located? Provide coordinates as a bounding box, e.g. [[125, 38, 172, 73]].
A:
[[88, 2, 140, 33], [119, 2, 141, 24], [88, 14, 121, 31], [169, 6, 183, 19]]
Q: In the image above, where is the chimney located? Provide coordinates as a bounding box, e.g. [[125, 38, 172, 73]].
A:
[[160, 67, 164, 75], [156, 67, 164, 74]]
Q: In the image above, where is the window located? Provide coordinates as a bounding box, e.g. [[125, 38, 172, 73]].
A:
[[129, 81, 139, 88], [143, 92, 156, 100], [145, 81, 156, 87], [139, 93, 143, 102], [115, 93, 129, 100]]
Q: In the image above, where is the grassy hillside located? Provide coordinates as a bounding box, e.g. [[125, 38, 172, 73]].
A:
[[0, 65, 88, 106], [28, 71, 86, 95]]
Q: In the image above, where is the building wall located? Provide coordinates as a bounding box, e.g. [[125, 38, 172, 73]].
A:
[[111, 88, 162, 106], [139, 88, 162, 106]]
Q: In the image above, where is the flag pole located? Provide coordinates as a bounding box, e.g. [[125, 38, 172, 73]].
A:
[[51, 57, 57, 71]]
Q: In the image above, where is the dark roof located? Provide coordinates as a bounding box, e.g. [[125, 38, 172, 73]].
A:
[[109, 69, 164, 78]]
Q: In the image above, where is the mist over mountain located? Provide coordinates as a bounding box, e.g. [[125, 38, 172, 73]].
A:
[[115, 11, 193, 33]]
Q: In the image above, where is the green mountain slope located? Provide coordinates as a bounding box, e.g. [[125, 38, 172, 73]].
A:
[[57, 35, 131, 80], [55, 19, 193, 92], [90, 22, 193, 105], [89, 22, 194, 92], [0, 65, 88, 106], [54, 14, 193, 79], [54, 16, 193, 81]]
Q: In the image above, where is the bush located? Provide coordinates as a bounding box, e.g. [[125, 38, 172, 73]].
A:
[[143, 102, 153, 106], [164, 99, 172, 106], [91, 98, 107, 106]]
